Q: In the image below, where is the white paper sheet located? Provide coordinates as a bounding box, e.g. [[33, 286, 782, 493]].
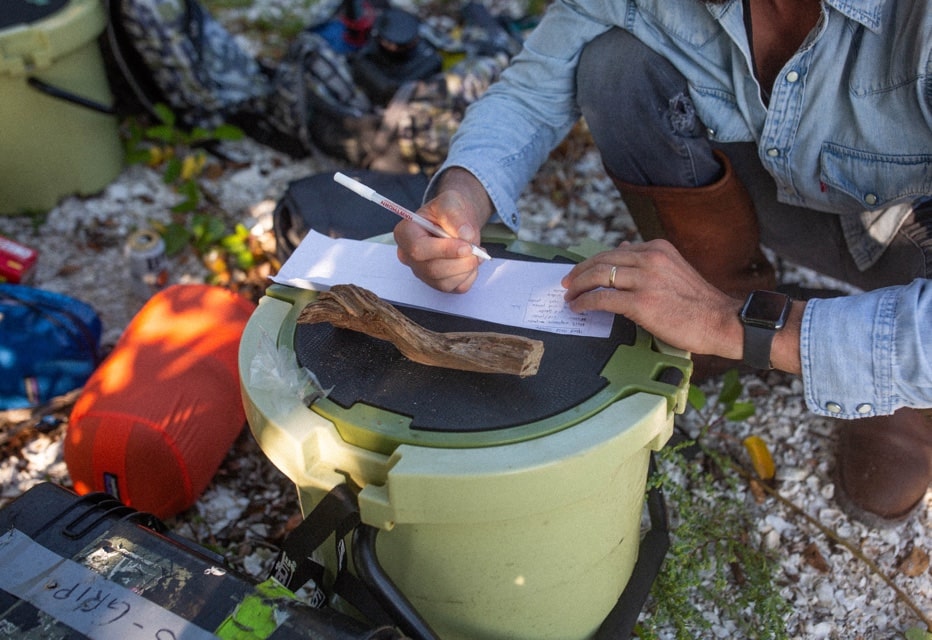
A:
[[272, 231, 614, 338]]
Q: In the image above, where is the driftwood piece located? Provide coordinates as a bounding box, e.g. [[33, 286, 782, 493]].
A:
[[297, 284, 544, 377]]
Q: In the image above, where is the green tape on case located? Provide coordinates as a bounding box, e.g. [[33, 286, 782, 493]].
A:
[[214, 578, 298, 639]]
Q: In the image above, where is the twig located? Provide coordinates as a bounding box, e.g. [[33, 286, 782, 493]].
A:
[[0, 388, 82, 446], [298, 284, 544, 377], [719, 452, 932, 630]]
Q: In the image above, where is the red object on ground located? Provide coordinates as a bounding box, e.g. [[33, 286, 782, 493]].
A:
[[66, 284, 256, 519], [0, 235, 38, 283]]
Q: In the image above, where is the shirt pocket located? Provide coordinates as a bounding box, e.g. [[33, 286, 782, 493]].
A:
[[688, 84, 756, 143], [820, 142, 932, 210], [634, 0, 721, 47]]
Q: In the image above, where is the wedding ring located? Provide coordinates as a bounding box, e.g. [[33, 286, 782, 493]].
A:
[[608, 265, 617, 288]]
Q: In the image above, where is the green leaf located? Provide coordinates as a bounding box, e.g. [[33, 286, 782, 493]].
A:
[[220, 235, 247, 253], [171, 181, 200, 214], [171, 198, 198, 214], [188, 126, 213, 142], [145, 124, 177, 143], [124, 148, 151, 166], [687, 384, 707, 411], [718, 368, 743, 407], [161, 223, 191, 256], [154, 103, 176, 127], [200, 222, 258, 270], [724, 401, 756, 422], [905, 627, 932, 640], [211, 123, 245, 141], [180, 180, 200, 199], [233, 249, 255, 269], [191, 213, 228, 251], [163, 157, 182, 184], [123, 121, 144, 148], [231, 222, 251, 240]]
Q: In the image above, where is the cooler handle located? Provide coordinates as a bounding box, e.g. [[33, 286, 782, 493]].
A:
[[270, 484, 439, 639], [353, 525, 440, 640], [27, 77, 116, 115]]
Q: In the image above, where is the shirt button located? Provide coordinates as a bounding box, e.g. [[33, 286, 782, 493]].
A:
[[864, 193, 878, 205], [767, 148, 780, 157], [786, 70, 800, 83], [856, 403, 873, 415], [707, 127, 716, 137], [825, 402, 843, 414], [511, 213, 518, 224]]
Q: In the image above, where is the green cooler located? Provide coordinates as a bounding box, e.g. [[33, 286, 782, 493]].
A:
[[0, 0, 123, 214], [239, 233, 691, 639]]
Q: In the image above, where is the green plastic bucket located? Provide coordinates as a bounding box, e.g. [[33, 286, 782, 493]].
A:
[[240, 233, 691, 639], [0, 0, 123, 214]]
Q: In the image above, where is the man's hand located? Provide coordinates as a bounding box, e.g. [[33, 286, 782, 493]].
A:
[[562, 239, 745, 359], [562, 239, 804, 373], [394, 168, 493, 293]]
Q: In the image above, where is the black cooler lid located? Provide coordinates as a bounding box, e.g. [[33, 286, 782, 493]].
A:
[[1, 0, 70, 30], [281, 238, 690, 453]]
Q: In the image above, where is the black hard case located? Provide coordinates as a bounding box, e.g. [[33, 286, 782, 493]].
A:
[[0, 482, 402, 639]]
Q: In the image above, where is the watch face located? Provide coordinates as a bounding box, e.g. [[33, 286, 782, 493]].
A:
[[741, 291, 791, 329]]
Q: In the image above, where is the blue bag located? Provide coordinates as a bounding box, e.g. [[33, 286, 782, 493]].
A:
[[0, 284, 102, 410]]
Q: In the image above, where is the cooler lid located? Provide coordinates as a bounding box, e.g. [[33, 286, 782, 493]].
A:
[[280, 238, 690, 453], [0, 0, 69, 31], [1, 0, 104, 75]]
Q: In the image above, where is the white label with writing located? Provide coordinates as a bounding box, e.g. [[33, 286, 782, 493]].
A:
[[0, 528, 218, 640]]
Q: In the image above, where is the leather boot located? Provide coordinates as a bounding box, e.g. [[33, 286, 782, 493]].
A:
[[609, 150, 776, 379], [834, 407, 932, 526]]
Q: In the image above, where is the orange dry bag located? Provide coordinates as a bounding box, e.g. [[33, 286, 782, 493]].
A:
[[65, 284, 255, 519]]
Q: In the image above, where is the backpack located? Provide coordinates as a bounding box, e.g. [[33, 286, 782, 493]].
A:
[[101, 0, 378, 159], [263, 30, 378, 162], [101, 0, 522, 171], [0, 285, 102, 411], [273, 169, 429, 261], [102, 0, 272, 129]]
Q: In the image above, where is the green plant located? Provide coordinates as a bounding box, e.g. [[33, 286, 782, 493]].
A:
[[157, 214, 262, 287], [124, 103, 243, 213], [637, 369, 932, 638], [636, 370, 791, 639], [123, 104, 266, 286]]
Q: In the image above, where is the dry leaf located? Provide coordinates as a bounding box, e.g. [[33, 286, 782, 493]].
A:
[[802, 542, 830, 573], [748, 477, 768, 504], [897, 546, 930, 578]]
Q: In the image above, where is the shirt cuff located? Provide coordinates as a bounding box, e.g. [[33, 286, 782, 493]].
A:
[[801, 289, 898, 419], [424, 161, 521, 232]]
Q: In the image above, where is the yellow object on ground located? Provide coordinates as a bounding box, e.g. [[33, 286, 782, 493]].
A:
[[743, 434, 776, 480]]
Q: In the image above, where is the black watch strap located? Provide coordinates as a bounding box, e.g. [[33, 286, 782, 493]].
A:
[[742, 323, 777, 370]]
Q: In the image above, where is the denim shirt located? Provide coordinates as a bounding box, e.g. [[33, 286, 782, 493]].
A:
[[803, 280, 932, 418], [435, 0, 932, 416]]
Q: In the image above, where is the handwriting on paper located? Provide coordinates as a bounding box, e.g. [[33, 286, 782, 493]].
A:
[[273, 231, 614, 338]]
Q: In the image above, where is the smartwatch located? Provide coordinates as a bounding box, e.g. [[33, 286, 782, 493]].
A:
[[739, 290, 792, 370]]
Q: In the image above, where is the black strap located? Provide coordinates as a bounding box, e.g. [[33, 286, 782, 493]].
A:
[[269, 485, 398, 629], [26, 77, 116, 115], [272, 470, 666, 640], [742, 322, 776, 370], [270, 484, 359, 592]]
